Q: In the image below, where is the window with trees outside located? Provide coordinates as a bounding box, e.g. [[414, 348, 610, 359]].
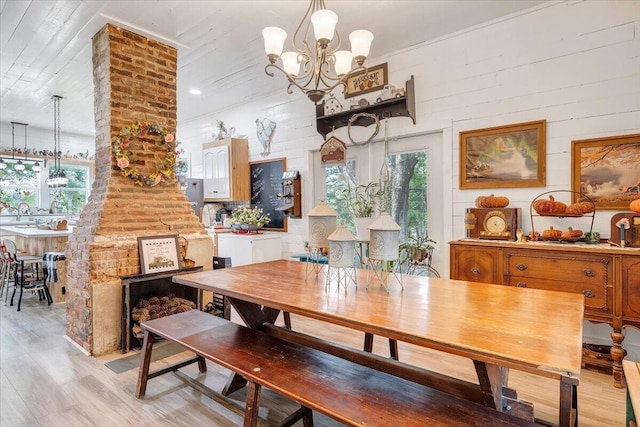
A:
[[314, 131, 445, 277], [0, 160, 90, 215]]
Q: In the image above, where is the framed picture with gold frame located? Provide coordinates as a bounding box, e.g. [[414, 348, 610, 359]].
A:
[[571, 133, 640, 210], [344, 63, 388, 98], [459, 120, 546, 189]]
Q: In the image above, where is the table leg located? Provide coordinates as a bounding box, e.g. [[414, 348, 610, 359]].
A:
[[559, 376, 578, 427], [473, 361, 507, 410]]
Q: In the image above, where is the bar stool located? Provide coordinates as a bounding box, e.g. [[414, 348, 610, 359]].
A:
[[4, 239, 50, 311]]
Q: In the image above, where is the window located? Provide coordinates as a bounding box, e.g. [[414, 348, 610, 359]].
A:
[[47, 164, 90, 215], [314, 140, 432, 245], [0, 160, 91, 215], [0, 160, 39, 211]]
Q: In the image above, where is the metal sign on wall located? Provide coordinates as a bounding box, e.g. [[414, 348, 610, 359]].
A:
[[320, 136, 347, 167]]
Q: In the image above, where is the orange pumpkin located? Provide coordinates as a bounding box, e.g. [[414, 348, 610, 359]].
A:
[[631, 199, 640, 213], [566, 201, 595, 215], [542, 226, 563, 238], [533, 195, 567, 215], [561, 227, 583, 239], [475, 194, 510, 208]]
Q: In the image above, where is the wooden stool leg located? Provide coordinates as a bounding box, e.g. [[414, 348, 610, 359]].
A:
[[136, 330, 156, 398], [244, 381, 262, 427]]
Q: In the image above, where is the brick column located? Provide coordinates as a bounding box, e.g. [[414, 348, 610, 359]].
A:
[[65, 24, 212, 355]]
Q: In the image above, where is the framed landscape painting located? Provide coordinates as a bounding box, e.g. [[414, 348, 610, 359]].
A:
[[459, 120, 546, 189], [571, 133, 640, 210]]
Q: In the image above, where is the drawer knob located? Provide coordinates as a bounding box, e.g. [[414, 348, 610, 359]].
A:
[[583, 289, 595, 298], [516, 282, 527, 288], [470, 267, 480, 276], [516, 263, 527, 271], [583, 268, 594, 277]]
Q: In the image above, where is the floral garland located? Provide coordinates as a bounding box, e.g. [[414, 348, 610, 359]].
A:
[[112, 121, 182, 186]]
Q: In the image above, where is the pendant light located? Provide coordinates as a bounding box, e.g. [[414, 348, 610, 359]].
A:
[[47, 95, 68, 187], [11, 122, 25, 171]]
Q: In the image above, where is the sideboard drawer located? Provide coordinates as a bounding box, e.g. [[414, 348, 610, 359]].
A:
[[506, 275, 611, 313], [505, 251, 611, 285]]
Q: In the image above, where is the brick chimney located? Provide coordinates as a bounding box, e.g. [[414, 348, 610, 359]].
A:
[[65, 24, 212, 355]]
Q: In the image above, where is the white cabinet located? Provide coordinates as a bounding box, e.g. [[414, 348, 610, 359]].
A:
[[203, 138, 249, 201], [217, 233, 282, 267]]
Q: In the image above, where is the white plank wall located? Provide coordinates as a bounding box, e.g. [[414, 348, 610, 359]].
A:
[[178, 0, 640, 352]]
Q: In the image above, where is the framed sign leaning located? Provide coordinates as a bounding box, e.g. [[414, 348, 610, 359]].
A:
[[138, 234, 181, 274], [344, 63, 388, 99]]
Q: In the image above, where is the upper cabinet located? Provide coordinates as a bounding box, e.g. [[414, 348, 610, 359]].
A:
[[203, 138, 249, 201], [315, 75, 416, 138]]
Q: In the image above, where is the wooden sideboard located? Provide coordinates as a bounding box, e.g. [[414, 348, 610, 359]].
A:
[[450, 239, 640, 388]]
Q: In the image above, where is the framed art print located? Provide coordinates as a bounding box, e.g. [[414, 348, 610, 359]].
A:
[[459, 120, 546, 189], [137, 234, 181, 274], [571, 133, 640, 209]]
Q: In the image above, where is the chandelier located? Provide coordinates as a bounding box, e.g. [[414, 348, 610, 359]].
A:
[[47, 95, 68, 188], [0, 122, 40, 172], [262, 0, 373, 104]]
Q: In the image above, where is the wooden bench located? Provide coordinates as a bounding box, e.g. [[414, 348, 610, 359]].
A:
[[136, 310, 539, 427]]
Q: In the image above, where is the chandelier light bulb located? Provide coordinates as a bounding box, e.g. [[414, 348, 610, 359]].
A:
[[333, 50, 354, 76], [32, 161, 41, 173], [0, 159, 6, 170], [349, 29, 374, 65], [310, 9, 338, 46], [262, 27, 287, 60], [14, 160, 25, 171], [281, 52, 301, 75]]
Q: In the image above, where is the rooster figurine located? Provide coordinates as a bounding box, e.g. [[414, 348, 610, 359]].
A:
[[256, 118, 276, 156]]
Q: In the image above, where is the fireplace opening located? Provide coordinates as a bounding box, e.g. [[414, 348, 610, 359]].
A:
[[121, 266, 202, 353]]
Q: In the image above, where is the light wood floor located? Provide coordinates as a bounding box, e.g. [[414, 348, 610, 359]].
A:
[[1, 298, 626, 426]]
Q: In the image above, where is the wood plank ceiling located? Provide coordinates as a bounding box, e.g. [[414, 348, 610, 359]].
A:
[[0, 0, 546, 137]]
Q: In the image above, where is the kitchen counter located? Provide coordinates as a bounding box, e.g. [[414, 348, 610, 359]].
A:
[[0, 225, 74, 238], [0, 225, 72, 303]]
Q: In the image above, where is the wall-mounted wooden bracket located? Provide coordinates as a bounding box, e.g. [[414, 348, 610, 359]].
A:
[[316, 75, 416, 138]]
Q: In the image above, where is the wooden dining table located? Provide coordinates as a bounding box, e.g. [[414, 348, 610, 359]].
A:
[[174, 259, 584, 427]]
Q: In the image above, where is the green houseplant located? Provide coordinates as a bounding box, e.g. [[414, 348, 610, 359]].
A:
[[339, 182, 385, 239], [229, 206, 270, 232]]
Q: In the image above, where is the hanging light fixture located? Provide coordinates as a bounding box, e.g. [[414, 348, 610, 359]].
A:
[[262, 0, 373, 104], [11, 122, 25, 171], [47, 95, 68, 188]]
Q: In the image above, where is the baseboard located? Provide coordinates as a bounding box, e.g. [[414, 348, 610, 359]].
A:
[[64, 334, 91, 356]]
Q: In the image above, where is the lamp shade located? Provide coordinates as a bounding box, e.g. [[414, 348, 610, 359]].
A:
[[327, 225, 356, 268], [308, 202, 338, 249], [311, 9, 338, 42], [349, 29, 373, 61], [368, 213, 400, 261], [262, 27, 287, 56], [333, 50, 354, 76], [281, 52, 301, 75]]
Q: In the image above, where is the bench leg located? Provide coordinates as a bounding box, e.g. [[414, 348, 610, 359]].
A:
[[197, 355, 207, 373], [363, 332, 373, 353], [136, 330, 156, 398], [244, 381, 261, 427], [279, 405, 314, 427]]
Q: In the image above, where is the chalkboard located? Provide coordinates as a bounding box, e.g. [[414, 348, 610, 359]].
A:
[[250, 158, 287, 231]]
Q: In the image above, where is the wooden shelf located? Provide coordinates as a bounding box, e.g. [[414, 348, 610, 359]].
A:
[[315, 75, 416, 138]]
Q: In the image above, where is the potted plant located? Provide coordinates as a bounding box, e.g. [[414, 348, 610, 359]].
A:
[[339, 182, 385, 240], [229, 206, 270, 233], [398, 233, 436, 266]]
